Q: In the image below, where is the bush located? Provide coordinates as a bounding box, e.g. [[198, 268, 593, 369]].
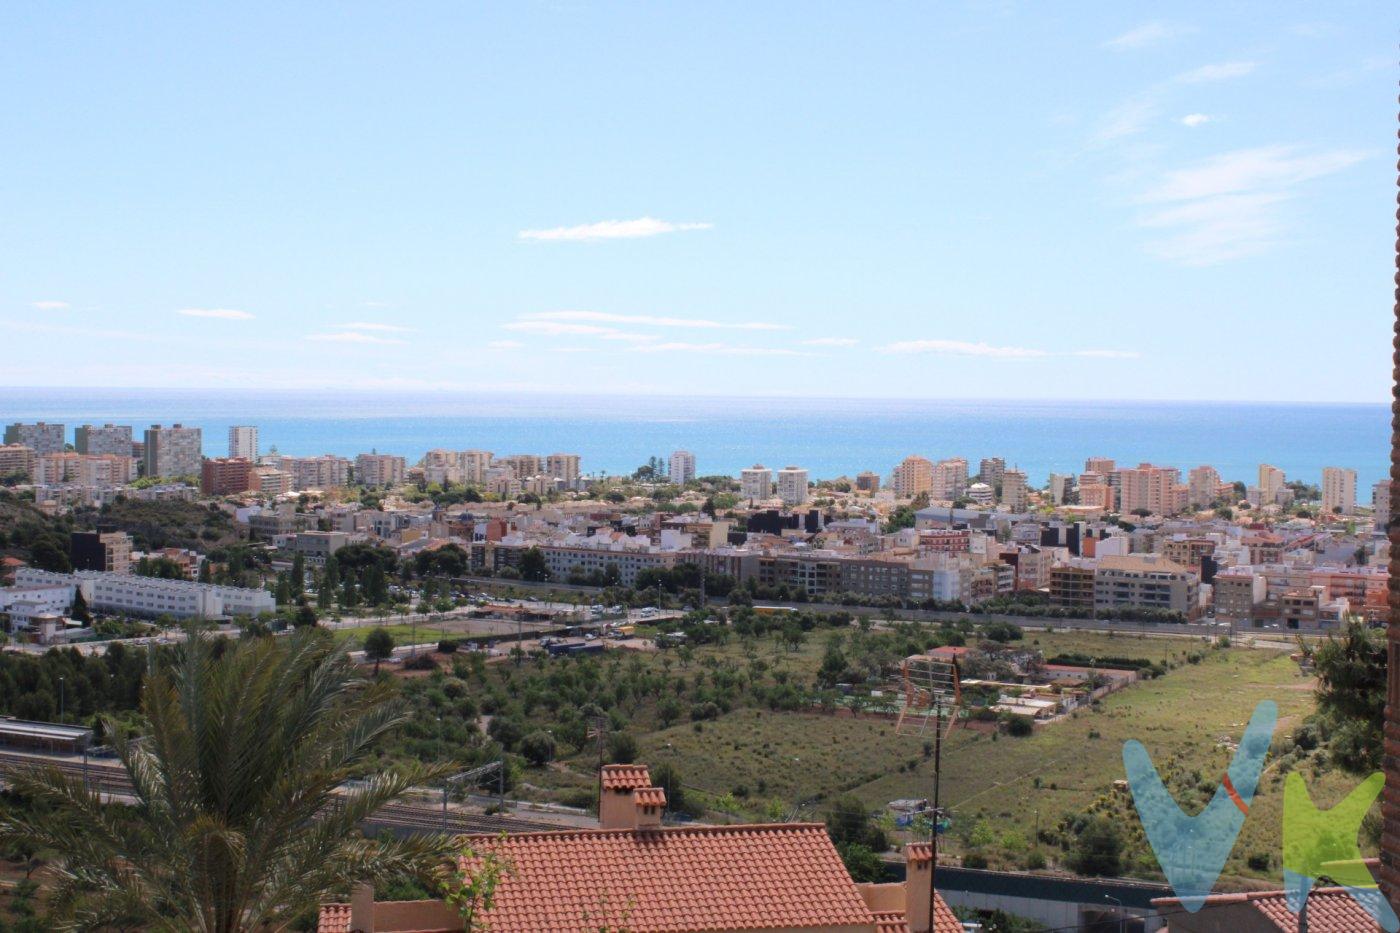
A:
[[607, 732, 639, 764], [1070, 816, 1123, 877], [1024, 850, 1046, 871], [1247, 852, 1271, 872], [962, 851, 989, 869], [519, 730, 556, 766], [404, 653, 438, 671], [437, 639, 459, 654], [1003, 714, 1034, 737]]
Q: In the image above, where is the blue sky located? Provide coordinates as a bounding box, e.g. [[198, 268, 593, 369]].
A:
[[1, 2, 1392, 401]]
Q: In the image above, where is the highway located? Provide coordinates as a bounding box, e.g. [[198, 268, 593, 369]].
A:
[[0, 749, 567, 836]]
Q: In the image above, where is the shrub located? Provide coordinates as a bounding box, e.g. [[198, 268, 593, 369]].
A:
[[1003, 714, 1034, 737], [1247, 852, 1271, 872], [437, 639, 459, 654], [962, 851, 989, 869], [518, 730, 556, 766]]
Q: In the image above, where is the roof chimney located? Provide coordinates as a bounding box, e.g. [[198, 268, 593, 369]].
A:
[[633, 786, 666, 830], [599, 763, 651, 830], [349, 882, 374, 933], [904, 843, 933, 933]]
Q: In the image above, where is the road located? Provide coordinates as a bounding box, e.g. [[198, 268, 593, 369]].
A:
[[0, 748, 568, 836]]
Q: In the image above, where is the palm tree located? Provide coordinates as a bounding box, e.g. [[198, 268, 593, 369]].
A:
[[0, 627, 454, 931]]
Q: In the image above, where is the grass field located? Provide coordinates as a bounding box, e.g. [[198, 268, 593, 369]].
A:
[[538, 627, 1368, 887]]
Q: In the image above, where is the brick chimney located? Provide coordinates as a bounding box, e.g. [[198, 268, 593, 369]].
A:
[[633, 786, 666, 830], [904, 842, 933, 933], [1384, 104, 1400, 913], [599, 763, 652, 830], [349, 882, 374, 933]]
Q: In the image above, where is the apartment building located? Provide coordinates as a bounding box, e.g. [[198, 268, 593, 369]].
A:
[[14, 568, 275, 620], [545, 453, 581, 488], [1257, 464, 1286, 505], [228, 425, 259, 460], [1049, 560, 1096, 613], [3, 422, 64, 455], [74, 423, 133, 457], [143, 424, 203, 478], [1084, 456, 1116, 475], [279, 455, 351, 490], [890, 456, 934, 498], [931, 458, 968, 501], [34, 453, 137, 487], [354, 453, 406, 488], [537, 544, 678, 587], [70, 531, 133, 575], [0, 445, 35, 481], [1118, 463, 1188, 516], [740, 465, 773, 501], [668, 450, 696, 485], [1187, 465, 1222, 509], [1048, 473, 1073, 505], [1093, 554, 1201, 620], [855, 471, 880, 493], [1376, 479, 1392, 531], [978, 457, 1006, 487], [254, 467, 294, 496], [1212, 569, 1266, 623], [776, 466, 810, 506], [201, 457, 257, 495], [290, 531, 351, 566], [1001, 469, 1029, 512], [1321, 466, 1357, 515], [498, 454, 542, 478]]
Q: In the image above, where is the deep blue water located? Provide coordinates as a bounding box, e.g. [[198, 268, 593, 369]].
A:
[[0, 388, 1388, 489]]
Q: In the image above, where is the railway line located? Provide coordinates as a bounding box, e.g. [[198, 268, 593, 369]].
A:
[[0, 749, 566, 836]]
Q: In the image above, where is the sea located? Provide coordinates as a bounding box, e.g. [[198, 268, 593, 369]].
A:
[[0, 388, 1389, 490]]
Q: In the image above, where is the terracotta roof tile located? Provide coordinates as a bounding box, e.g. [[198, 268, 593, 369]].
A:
[[1152, 887, 1383, 932], [317, 904, 350, 933], [459, 822, 878, 932], [906, 842, 933, 864], [870, 893, 961, 933], [600, 763, 652, 791], [873, 911, 910, 933], [633, 786, 667, 808]]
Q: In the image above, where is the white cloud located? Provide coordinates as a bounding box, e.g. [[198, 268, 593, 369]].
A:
[[1173, 61, 1256, 84], [1103, 21, 1190, 51], [486, 340, 524, 350], [1138, 146, 1368, 203], [802, 337, 860, 347], [1092, 97, 1159, 143], [518, 217, 713, 242], [1179, 113, 1212, 127], [1131, 146, 1368, 265], [177, 308, 254, 320], [880, 340, 1139, 360], [1073, 349, 1142, 359], [344, 321, 413, 332], [524, 310, 788, 331], [32, 300, 69, 311], [882, 340, 1048, 359], [306, 331, 405, 345], [503, 320, 619, 337], [633, 342, 806, 357]]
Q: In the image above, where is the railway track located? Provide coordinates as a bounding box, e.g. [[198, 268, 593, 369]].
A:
[[0, 750, 566, 836]]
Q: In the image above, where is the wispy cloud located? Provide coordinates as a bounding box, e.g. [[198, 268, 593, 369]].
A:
[[1173, 61, 1256, 84], [881, 340, 1138, 360], [306, 331, 405, 345], [632, 342, 806, 357], [1138, 145, 1367, 203], [518, 217, 713, 242], [524, 310, 788, 331], [882, 340, 1048, 359], [803, 337, 860, 347], [1093, 97, 1159, 143], [1103, 21, 1191, 51], [32, 300, 70, 311], [1133, 146, 1369, 265], [1179, 113, 1212, 127], [177, 308, 254, 320], [344, 321, 414, 333], [503, 320, 619, 337]]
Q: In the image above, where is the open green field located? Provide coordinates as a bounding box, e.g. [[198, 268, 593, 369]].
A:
[[333, 622, 456, 649], [532, 627, 1367, 888]]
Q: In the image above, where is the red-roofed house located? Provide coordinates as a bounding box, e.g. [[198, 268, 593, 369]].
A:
[[1153, 886, 1385, 931], [320, 764, 960, 933]]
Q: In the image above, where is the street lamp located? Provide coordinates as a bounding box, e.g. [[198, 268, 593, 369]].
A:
[[58, 676, 65, 721], [1104, 895, 1125, 933]]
